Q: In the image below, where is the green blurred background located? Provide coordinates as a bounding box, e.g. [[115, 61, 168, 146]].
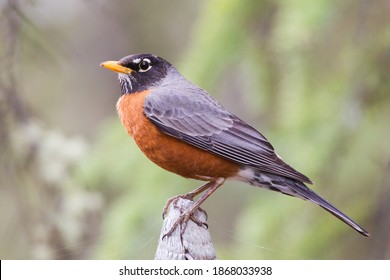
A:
[[1, 0, 389, 259]]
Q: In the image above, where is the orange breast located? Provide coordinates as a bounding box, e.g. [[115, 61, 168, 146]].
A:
[[116, 91, 239, 180]]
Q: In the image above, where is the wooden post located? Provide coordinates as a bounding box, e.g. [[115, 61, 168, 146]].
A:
[[155, 197, 216, 260]]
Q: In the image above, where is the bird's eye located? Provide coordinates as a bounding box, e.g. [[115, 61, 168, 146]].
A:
[[139, 58, 152, 72]]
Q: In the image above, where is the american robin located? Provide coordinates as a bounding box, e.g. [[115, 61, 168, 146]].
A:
[[100, 54, 370, 237]]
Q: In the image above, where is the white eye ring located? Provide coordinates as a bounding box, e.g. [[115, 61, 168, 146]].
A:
[[138, 58, 152, 72]]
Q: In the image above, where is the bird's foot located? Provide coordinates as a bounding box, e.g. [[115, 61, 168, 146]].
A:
[[162, 198, 208, 239], [161, 178, 225, 239], [162, 193, 194, 219], [162, 181, 216, 219]]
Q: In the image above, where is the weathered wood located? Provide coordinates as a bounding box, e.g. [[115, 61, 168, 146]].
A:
[[155, 198, 216, 260]]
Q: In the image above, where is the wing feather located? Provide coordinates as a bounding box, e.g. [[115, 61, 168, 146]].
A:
[[144, 88, 312, 184]]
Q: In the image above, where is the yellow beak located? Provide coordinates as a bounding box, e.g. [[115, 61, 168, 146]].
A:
[[100, 60, 133, 74]]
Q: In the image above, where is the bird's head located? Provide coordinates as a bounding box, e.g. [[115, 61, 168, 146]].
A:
[[100, 54, 170, 95]]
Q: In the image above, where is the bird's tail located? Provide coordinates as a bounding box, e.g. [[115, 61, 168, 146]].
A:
[[236, 168, 370, 237]]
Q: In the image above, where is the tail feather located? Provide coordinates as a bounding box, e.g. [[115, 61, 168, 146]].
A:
[[237, 168, 370, 237], [287, 179, 370, 237]]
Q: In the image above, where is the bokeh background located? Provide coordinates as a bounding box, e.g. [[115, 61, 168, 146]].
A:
[[1, 0, 389, 259]]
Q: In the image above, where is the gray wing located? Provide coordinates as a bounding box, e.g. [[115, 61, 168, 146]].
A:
[[144, 87, 312, 184]]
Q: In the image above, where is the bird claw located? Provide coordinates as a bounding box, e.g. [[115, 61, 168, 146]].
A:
[[198, 207, 208, 220], [162, 212, 189, 240], [162, 193, 194, 219], [162, 202, 208, 240], [161, 179, 224, 238]]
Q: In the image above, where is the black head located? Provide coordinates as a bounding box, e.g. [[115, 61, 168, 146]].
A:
[[101, 54, 171, 95]]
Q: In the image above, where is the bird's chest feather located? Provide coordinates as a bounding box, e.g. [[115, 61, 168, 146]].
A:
[[116, 91, 174, 160], [116, 91, 151, 138], [116, 91, 238, 180]]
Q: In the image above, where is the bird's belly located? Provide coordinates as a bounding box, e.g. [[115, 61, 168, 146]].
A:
[[116, 92, 239, 180], [134, 130, 239, 180]]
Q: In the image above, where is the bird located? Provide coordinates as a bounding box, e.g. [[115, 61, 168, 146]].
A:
[[100, 53, 370, 237]]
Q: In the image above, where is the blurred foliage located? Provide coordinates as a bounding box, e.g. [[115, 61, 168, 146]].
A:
[[1, 0, 390, 259]]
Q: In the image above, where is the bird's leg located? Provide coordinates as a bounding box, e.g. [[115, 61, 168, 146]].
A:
[[162, 180, 216, 219], [163, 178, 225, 239]]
